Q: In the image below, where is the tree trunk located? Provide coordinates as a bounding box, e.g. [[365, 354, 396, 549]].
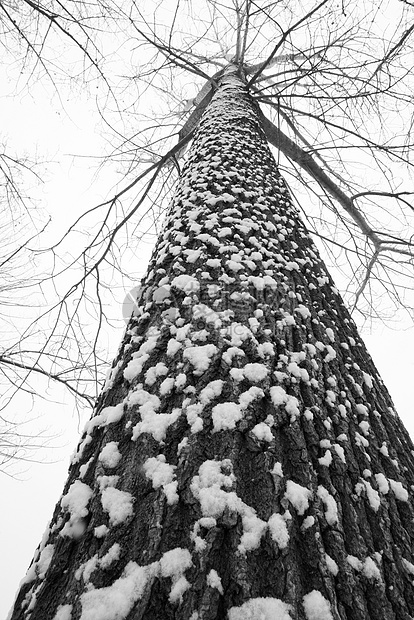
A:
[[9, 66, 414, 620]]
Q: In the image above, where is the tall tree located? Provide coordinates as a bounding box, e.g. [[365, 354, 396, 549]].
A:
[[8, 64, 414, 620], [2, 0, 414, 437]]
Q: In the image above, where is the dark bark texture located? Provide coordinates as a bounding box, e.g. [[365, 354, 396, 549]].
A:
[[9, 66, 414, 620]]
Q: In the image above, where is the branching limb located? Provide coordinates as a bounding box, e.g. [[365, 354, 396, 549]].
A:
[[0, 356, 95, 405], [260, 113, 382, 246], [247, 0, 330, 87]]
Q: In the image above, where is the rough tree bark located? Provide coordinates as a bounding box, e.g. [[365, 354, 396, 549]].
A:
[[9, 66, 414, 620]]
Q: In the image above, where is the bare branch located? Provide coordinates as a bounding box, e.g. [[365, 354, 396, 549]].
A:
[[260, 113, 381, 246]]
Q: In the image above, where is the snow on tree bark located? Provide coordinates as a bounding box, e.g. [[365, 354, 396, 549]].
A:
[[9, 66, 414, 620]]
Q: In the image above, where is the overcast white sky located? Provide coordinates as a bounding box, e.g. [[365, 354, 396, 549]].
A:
[[1, 22, 414, 616]]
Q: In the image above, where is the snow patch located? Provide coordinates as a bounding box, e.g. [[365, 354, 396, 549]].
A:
[[145, 362, 168, 386], [374, 473, 389, 494], [206, 258, 221, 268], [175, 373, 187, 389], [389, 479, 409, 501], [356, 480, 381, 511], [167, 338, 182, 357], [318, 450, 332, 467], [132, 405, 180, 443], [169, 576, 191, 604], [333, 443, 346, 463], [76, 544, 121, 583], [183, 344, 217, 375], [94, 525, 109, 538], [402, 558, 414, 576], [160, 548, 192, 604], [190, 459, 269, 552], [207, 569, 223, 594], [160, 547, 192, 577], [123, 330, 160, 382], [325, 554, 339, 576], [160, 377, 175, 396], [101, 487, 134, 525], [295, 304, 311, 320], [317, 486, 338, 525], [24, 544, 55, 583], [358, 421, 370, 436], [193, 303, 222, 326], [171, 274, 200, 293], [355, 403, 369, 416], [380, 443, 389, 456], [271, 462, 283, 477], [270, 386, 300, 420], [257, 342, 275, 358], [228, 598, 292, 620], [143, 455, 178, 505], [362, 557, 382, 581], [60, 481, 93, 538], [230, 367, 244, 382], [185, 403, 204, 434], [212, 402, 243, 432], [362, 372, 373, 389], [99, 442, 122, 469], [53, 605, 73, 620], [190, 460, 235, 518], [85, 403, 125, 434], [79, 561, 157, 620], [303, 590, 333, 620], [239, 513, 267, 552], [268, 513, 289, 548], [127, 388, 160, 410], [301, 516, 315, 530], [199, 380, 224, 404], [285, 480, 312, 515], [251, 422, 273, 442], [222, 346, 245, 365], [347, 555, 363, 571], [347, 555, 382, 581], [288, 362, 309, 382], [226, 322, 254, 346], [242, 363, 269, 382], [177, 437, 188, 455]]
